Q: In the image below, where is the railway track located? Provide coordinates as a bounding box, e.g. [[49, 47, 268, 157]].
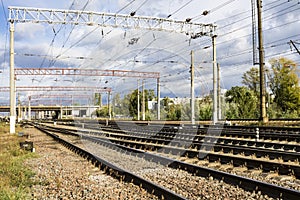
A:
[[32, 122, 300, 199], [41, 121, 300, 178], [33, 123, 186, 200]]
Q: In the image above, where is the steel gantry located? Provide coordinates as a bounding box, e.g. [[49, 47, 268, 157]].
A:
[[8, 6, 217, 133], [29, 94, 93, 99], [14, 67, 160, 122], [8, 6, 215, 37], [14, 68, 160, 79], [1, 86, 110, 121], [0, 86, 112, 92]]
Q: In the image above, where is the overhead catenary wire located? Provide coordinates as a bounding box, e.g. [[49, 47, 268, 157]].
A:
[[105, 7, 300, 85], [7, 0, 300, 99], [263, 0, 289, 12], [18, 0, 239, 74], [116, 0, 138, 13], [167, 0, 195, 18], [0, 0, 8, 74], [19, 0, 298, 73], [99, 1, 197, 68], [264, 4, 300, 21], [217, 4, 300, 39], [129, 0, 149, 16], [109, 0, 293, 94], [1, 0, 7, 20], [192, 0, 237, 21], [44, 0, 144, 71], [48, 0, 91, 66]]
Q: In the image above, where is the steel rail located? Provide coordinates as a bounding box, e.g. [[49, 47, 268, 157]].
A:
[[37, 123, 300, 178], [89, 135, 300, 178], [33, 123, 186, 200], [42, 120, 300, 154], [72, 124, 300, 162], [69, 123, 300, 159], [35, 123, 300, 200]]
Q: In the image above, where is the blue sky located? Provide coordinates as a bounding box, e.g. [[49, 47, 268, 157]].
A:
[[0, 0, 299, 105]]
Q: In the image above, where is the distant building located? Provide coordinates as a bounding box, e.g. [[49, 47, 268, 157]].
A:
[[170, 97, 212, 105], [148, 101, 157, 110]]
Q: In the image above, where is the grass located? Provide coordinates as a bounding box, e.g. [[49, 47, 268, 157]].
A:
[[0, 122, 37, 200]]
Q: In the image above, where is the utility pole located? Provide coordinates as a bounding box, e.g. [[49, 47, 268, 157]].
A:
[[17, 93, 21, 122], [212, 35, 218, 125], [217, 63, 221, 120], [28, 96, 31, 120], [108, 91, 111, 120], [98, 93, 102, 108], [60, 105, 62, 120], [257, 0, 268, 123], [142, 80, 145, 121], [9, 20, 16, 134], [137, 79, 140, 121], [190, 50, 195, 124], [157, 78, 160, 120], [251, 0, 259, 65]]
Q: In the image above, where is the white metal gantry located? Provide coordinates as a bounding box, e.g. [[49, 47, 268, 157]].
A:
[[8, 6, 216, 37], [8, 6, 218, 133], [14, 68, 160, 79]]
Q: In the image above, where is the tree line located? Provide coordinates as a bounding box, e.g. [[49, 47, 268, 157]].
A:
[[94, 57, 300, 120]]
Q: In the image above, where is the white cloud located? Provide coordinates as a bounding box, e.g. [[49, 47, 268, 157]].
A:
[[0, 0, 299, 104], [15, 23, 46, 40]]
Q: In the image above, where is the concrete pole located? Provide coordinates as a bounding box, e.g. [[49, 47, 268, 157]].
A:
[[157, 78, 160, 120], [142, 80, 145, 121], [108, 91, 111, 120], [24, 105, 27, 120], [72, 95, 75, 119], [99, 93, 102, 108], [60, 105, 63, 119], [257, 0, 268, 123], [9, 21, 16, 134], [217, 63, 221, 120], [17, 94, 21, 122], [137, 79, 140, 121], [28, 96, 31, 121], [212, 35, 218, 125], [190, 50, 195, 124]]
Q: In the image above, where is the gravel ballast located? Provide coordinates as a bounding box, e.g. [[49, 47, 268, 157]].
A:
[[24, 127, 158, 200]]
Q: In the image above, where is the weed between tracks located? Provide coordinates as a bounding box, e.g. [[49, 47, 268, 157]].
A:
[[0, 122, 38, 200]]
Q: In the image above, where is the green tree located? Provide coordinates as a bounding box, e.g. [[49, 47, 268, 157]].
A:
[[242, 67, 260, 94], [268, 57, 300, 116], [166, 104, 182, 120], [94, 93, 102, 106], [197, 95, 212, 120], [95, 106, 109, 117], [160, 97, 187, 120], [128, 89, 156, 120], [120, 93, 131, 117], [162, 97, 173, 108], [225, 86, 259, 119], [112, 93, 122, 116]]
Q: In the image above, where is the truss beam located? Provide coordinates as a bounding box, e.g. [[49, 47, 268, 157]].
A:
[[0, 86, 111, 92], [8, 6, 216, 37], [15, 68, 160, 79], [8, 6, 217, 124], [30, 94, 92, 99]]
